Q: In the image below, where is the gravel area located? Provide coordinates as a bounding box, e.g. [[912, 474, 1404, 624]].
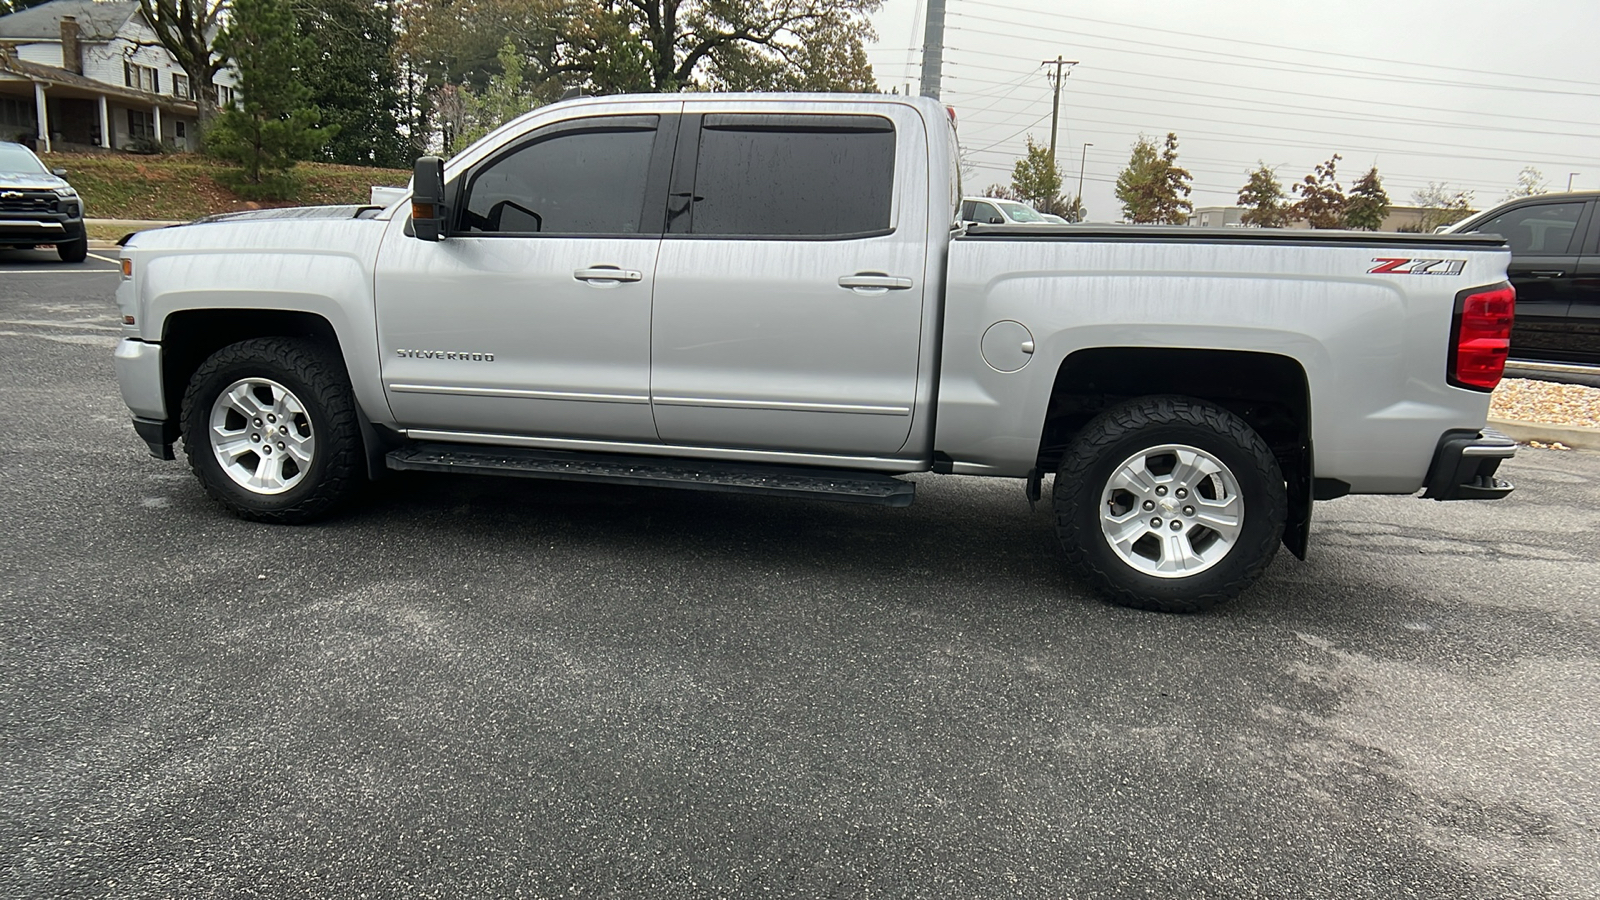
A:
[[1491, 377, 1600, 428]]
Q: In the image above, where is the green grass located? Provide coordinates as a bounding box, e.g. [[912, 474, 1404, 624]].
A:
[[52, 152, 409, 221]]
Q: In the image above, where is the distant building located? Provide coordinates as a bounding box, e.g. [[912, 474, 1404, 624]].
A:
[[1187, 204, 1436, 232], [0, 0, 236, 153]]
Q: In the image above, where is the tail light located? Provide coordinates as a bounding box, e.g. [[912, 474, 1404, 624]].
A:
[[1448, 284, 1515, 391]]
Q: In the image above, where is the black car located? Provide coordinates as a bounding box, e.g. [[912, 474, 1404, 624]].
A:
[[0, 140, 87, 263], [1448, 191, 1600, 366]]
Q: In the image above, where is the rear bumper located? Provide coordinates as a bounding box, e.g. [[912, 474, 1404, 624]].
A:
[[1423, 427, 1517, 500]]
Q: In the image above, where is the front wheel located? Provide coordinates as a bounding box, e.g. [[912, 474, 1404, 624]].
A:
[[1053, 396, 1287, 613], [181, 337, 362, 523], [56, 237, 87, 263]]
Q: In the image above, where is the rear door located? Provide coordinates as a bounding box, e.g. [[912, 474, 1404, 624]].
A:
[[1461, 198, 1589, 361], [648, 103, 930, 456], [1566, 201, 1600, 364]]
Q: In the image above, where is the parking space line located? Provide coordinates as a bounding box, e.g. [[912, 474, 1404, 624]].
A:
[[87, 252, 121, 264]]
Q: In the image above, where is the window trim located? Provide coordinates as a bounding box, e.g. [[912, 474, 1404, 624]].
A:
[[450, 113, 674, 239], [664, 112, 900, 242]]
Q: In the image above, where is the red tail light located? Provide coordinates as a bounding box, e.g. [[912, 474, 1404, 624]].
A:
[[1448, 284, 1515, 391]]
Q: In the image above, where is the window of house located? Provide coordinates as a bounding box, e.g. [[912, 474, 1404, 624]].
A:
[[127, 109, 154, 141], [172, 74, 190, 99], [687, 114, 895, 237], [459, 117, 659, 236], [175, 121, 186, 140], [215, 85, 234, 108], [0, 97, 37, 128], [124, 62, 159, 93]]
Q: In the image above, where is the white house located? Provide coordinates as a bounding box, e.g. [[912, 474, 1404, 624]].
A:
[[0, 0, 236, 153]]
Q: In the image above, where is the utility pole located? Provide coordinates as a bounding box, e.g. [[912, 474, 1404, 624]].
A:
[[920, 0, 947, 100], [1042, 56, 1078, 175], [1077, 142, 1093, 222]]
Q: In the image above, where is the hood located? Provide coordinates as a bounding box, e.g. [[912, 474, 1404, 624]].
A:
[[0, 171, 71, 192], [190, 204, 379, 225]]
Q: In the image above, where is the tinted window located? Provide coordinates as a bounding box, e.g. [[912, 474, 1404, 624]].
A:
[[690, 115, 894, 236], [0, 142, 45, 173], [1472, 201, 1584, 255], [975, 202, 1003, 224], [461, 120, 656, 235]]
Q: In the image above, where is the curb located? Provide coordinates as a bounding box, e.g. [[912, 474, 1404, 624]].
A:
[[1489, 417, 1600, 451]]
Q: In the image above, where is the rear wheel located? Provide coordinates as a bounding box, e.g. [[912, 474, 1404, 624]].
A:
[[1053, 396, 1286, 613], [181, 337, 361, 523]]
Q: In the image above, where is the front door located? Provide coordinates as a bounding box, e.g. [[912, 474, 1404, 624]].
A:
[[649, 107, 930, 457], [375, 114, 674, 442], [1464, 198, 1589, 362]]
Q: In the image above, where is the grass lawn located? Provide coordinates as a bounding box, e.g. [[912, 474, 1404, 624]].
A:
[[53, 152, 409, 221]]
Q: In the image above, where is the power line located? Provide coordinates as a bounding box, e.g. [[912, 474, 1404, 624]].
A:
[[959, 0, 1600, 89]]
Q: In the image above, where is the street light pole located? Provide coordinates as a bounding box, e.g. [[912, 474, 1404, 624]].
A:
[[1076, 142, 1092, 222], [1569, 172, 1580, 191]]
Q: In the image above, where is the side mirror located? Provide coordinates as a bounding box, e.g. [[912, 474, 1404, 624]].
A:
[[987, 215, 1005, 225], [51, 168, 68, 177], [411, 156, 447, 242]]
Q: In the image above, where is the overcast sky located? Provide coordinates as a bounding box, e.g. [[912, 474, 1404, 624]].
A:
[[865, 0, 1600, 221]]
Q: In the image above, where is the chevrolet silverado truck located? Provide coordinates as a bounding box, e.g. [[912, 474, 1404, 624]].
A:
[[111, 94, 1518, 612]]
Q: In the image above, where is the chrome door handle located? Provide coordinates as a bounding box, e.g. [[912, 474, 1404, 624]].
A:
[[574, 266, 643, 284], [838, 274, 913, 292], [1529, 270, 1565, 278]]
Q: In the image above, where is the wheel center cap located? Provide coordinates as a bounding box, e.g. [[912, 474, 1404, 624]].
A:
[[1159, 497, 1179, 514]]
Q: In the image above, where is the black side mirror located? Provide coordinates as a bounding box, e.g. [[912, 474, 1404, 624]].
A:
[[411, 156, 447, 242], [987, 215, 1004, 225]]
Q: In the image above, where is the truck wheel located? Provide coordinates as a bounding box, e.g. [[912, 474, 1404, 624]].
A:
[[181, 337, 361, 524], [1053, 396, 1286, 613], [57, 238, 87, 263]]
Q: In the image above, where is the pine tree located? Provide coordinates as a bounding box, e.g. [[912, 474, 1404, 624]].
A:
[[205, 0, 335, 199], [299, 0, 408, 168], [1343, 166, 1390, 231], [1237, 162, 1290, 228], [1293, 154, 1345, 229], [1114, 133, 1191, 224]]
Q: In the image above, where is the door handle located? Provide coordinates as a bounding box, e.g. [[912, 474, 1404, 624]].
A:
[[1528, 270, 1566, 278], [574, 266, 643, 284], [838, 274, 913, 292]]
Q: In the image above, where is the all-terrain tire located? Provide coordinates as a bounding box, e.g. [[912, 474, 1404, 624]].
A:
[[181, 337, 362, 524], [56, 237, 87, 263], [1053, 396, 1286, 613]]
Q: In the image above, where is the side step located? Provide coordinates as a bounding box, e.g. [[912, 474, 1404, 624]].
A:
[[385, 442, 916, 507]]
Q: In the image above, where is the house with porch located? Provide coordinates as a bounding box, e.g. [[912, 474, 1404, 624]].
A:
[[0, 0, 235, 153]]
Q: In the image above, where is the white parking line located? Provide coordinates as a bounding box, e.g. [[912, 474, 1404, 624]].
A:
[[87, 252, 121, 264]]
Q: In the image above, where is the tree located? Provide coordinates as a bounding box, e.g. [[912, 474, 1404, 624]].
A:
[[1343, 166, 1390, 231], [1237, 162, 1290, 228], [398, 0, 880, 151], [1114, 132, 1191, 224], [1009, 137, 1063, 214], [297, 0, 409, 168], [1503, 166, 1548, 202], [1061, 194, 1086, 223], [1292, 154, 1345, 228], [1413, 182, 1476, 232], [456, 40, 539, 149], [136, 0, 229, 128], [205, 0, 333, 198]]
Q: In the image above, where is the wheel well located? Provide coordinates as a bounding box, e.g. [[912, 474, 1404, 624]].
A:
[[160, 309, 342, 426], [1038, 347, 1313, 558]]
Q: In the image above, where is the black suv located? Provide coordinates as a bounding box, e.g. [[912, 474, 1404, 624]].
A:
[[1448, 191, 1600, 366], [0, 141, 87, 263]]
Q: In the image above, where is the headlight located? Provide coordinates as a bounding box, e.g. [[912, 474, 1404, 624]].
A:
[[53, 187, 77, 198]]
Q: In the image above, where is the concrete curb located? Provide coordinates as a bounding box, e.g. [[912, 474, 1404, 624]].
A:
[[1489, 417, 1600, 451]]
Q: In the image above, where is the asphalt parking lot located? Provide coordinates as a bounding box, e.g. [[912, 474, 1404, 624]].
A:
[[2, 251, 1598, 899]]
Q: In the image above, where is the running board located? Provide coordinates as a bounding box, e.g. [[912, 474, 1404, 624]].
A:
[[386, 443, 916, 507]]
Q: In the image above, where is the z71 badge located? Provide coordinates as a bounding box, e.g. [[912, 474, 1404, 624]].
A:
[[1368, 258, 1467, 276]]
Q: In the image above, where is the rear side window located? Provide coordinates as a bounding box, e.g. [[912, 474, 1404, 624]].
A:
[[1470, 201, 1584, 255], [460, 117, 657, 235], [688, 114, 895, 237]]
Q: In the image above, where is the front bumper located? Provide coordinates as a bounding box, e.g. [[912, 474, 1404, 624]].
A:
[[0, 214, 83, 246], [1423, 427, 1517, 500]]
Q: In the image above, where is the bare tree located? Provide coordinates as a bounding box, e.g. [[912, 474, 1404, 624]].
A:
[[137, 0, 230, 128]]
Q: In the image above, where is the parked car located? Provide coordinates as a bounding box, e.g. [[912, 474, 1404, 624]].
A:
[[113, 95, 1515, 613], [1445, 191, 1600, 365], [959, 196, 1054, 226], [0, 141, 87, 262]]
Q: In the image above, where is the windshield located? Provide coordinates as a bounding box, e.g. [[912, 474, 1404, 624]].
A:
[[997, 200, 1046, 223], [0, 143, 47, 174]]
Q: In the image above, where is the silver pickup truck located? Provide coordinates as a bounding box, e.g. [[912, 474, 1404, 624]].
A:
[[112, 94, 1518, 612]]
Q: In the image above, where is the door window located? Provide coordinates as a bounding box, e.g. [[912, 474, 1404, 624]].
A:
[[687, 115, 895, 237], [1471, 201, 1584, 255], [459, 117, 658, 235]]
